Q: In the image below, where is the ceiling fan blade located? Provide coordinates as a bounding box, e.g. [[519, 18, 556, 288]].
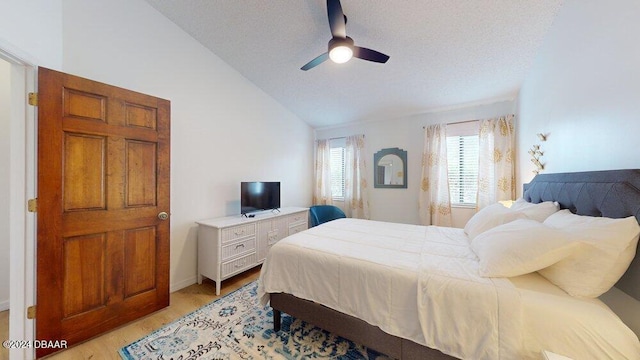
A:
[[327, 0, 346, 38], [353, 47, 390, 64], [301, 52, 329, 71]]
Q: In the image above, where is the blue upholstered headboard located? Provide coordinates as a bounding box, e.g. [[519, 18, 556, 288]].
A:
[[523, 169, 640, 301]]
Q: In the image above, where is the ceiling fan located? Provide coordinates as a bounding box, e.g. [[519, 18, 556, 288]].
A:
[[301, 0, 390, 71]]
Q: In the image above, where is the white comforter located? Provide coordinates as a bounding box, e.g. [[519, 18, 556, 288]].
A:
[[416, 226, 521, 359], [258, 218, 522, 359]]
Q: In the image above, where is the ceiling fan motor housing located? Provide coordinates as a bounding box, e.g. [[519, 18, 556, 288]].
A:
[[328, 36, 354, 50]]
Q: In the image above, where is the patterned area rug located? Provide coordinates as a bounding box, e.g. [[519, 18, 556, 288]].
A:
[[119, 281, 392, 359]]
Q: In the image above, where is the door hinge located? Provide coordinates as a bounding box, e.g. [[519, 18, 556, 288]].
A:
[[27, 198, 37, 213], [27, 305, 36, 319], [28, 92, 38, 106]]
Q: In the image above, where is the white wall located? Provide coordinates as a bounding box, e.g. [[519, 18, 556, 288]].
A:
[[316, 100, 516, 227], [517, 0, 640, 187], [0, 0, 63, 68], [0, 59, 10, 311]]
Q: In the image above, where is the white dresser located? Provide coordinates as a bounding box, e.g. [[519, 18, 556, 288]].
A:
[[196, 207, 308, 295]]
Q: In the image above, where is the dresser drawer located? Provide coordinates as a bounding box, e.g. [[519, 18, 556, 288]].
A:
[[289, 223, 307, 235], [221, 224, 256, 243], [221, 252, 257, 277], [266, 229, 281, 246], [287, 212, 307, 226], [221, 237, 256, 261]]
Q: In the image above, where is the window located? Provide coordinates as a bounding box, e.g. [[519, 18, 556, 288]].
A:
[[446, 122, 479, 206], [330, 143, 346, 200]]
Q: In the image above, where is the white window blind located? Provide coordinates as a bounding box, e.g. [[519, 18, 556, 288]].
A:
[[446, 135, 479, 205], [330, 146, 346, 200]]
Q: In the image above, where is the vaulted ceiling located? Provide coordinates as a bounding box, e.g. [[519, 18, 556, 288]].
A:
[[145, 0, 564, 128]]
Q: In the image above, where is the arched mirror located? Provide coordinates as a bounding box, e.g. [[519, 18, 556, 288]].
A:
[[373, 148, 407, 188]]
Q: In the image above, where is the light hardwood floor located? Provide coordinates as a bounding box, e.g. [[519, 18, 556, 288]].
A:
[[0, 267, 261, 360], [1, 310, 8, 360]]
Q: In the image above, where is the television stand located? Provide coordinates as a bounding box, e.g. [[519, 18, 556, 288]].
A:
[[196, 207, 308, 295]]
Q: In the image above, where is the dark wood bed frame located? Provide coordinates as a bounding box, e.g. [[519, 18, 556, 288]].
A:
[[270, 170, 640, 359]]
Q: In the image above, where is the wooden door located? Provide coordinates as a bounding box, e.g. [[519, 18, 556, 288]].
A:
[[36, 67, 170, 358]]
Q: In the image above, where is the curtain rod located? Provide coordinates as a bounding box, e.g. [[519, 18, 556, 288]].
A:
[[319, 135, 365, 141], [422, 119, 479, 129]]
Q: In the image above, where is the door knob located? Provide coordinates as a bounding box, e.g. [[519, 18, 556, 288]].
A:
[[158, 212, 169, 220]]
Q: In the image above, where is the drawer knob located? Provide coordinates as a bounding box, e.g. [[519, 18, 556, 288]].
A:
[[235, 244, 245, 249]]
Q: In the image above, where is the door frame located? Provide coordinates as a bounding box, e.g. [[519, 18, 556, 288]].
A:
[[0, 40, 37, 360]]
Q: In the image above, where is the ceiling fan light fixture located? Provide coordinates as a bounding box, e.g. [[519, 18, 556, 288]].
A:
[[328, 36, 355, 64], [329, 45, 353, 63]]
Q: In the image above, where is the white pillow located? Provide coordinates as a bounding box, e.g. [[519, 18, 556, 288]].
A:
[[539, 210, 640, 298], [471, 219, 580, 277], [510, 198, 560, 222], [464, 203, 526, 240]]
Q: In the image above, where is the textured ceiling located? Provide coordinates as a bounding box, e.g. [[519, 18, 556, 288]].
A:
[[145, 0, 564, 128]]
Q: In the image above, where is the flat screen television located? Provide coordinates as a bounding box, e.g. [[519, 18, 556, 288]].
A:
[[241, 181, 281, 215]]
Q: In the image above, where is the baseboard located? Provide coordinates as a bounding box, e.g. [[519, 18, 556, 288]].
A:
[[0, 299, 9, 312], [170, 276, 197, 293]]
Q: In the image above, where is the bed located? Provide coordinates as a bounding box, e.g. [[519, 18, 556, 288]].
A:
[[257, 170, 640, 359]]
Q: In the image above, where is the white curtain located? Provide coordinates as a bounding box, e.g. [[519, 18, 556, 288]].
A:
[[419, 124, 452, 226], [344, 134, 370, 219], [313, 139, 333, 205], [477, 114, 516, 209]]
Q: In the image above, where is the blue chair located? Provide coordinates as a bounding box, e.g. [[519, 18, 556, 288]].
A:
[[309, 205, 346, 227]]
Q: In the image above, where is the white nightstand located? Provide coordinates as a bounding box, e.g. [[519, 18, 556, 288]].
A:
[[542, 350, 573, 360]]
